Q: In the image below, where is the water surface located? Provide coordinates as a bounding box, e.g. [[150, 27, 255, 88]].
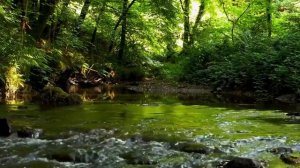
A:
[[0, 93, 299, 167]]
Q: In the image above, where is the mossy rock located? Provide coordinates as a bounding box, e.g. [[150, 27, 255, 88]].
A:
[[121, 152, 155, 165], [44, 148, 76, 162], [39, 86, 82, 106], [224, 157, 265, 168], [280, 153, 300, 165], [4, 160, 57, 168]]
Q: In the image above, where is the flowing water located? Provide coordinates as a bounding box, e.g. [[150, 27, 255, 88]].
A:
[[0, 92, 300, 168]]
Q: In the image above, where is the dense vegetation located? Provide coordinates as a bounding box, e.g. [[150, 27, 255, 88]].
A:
[[0, 0, 299, 102]]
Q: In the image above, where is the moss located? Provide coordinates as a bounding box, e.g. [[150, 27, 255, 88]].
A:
[[39, 86, 82, 106]]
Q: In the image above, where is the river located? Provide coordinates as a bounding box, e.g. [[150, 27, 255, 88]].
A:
[[0, 91, 299, 167]]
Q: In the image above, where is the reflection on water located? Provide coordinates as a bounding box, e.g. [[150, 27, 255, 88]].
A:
[[67, 85, 117, 101], [0, 89, 300, 167]]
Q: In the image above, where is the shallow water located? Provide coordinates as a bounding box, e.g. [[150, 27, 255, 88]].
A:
[[0, 93, 300, 167]]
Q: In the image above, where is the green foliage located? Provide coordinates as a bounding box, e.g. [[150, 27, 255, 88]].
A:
[[182, 15, 300, 99], [0, 0, 300, 102]]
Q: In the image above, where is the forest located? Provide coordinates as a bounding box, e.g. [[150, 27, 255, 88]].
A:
[[0, 0, 299, 102], [1, 1, 300, 167]]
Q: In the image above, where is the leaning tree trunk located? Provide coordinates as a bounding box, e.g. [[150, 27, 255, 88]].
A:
[[266, 0, 272, 37], [118, 0, 128, 60]]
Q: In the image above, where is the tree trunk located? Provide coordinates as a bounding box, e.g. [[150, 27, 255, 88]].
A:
[[30, 0, 58, 40], [52, 0, 71, 40], [118, 0, 128, 60], [109, 0, 136, 53], [182, 0, 190, 51], [189, 0, 205, 45], [266, 0, 272, 37], [76, 0, 91, 35], [0, 84, 6, 103], [91, 3, 107, 44]]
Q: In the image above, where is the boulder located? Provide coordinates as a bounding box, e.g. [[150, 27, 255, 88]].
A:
[[280, 154, 300, 165], [0, 118, 11, 137], [39, 86, 82, 106], [224, 157, 265, 168]]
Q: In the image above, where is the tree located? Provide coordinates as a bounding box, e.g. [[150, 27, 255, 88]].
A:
[[30, 0, 59, 40], [52, 0, 71, 40], [108, 0, 136, 60], [91, 2, 107, 45], [180, 0, 191, 51], [180, 0, 206, 51], [219, 0, 252, 43], [189, 0, 206, 45], [266, 0, 272, 37], [76, 0, 92, 35]]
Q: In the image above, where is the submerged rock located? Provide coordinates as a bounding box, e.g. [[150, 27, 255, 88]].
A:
[[280, 154, 300, 165], [45, 148, 78, 163], [121, 152, 154, 165], [224, 157, 265, 168], [0, 118, 11, 137], [286, 112, 300, 119], [172, 142, 214, 154], [267, 147, 293, 155], [49, 151, 76, 162], [17, 127, 43, 138], [38, 86, 82, 106]]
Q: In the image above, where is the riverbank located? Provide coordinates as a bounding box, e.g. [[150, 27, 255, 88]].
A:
[[124, 79, 300, 105]]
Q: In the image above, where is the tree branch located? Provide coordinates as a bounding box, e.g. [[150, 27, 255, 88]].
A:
[[179, 0, 184, 11], [112, 0, 136, 32], [235, 1, 252, 24], [219, 0, 233, 23], [109, 0, 137, 52]]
